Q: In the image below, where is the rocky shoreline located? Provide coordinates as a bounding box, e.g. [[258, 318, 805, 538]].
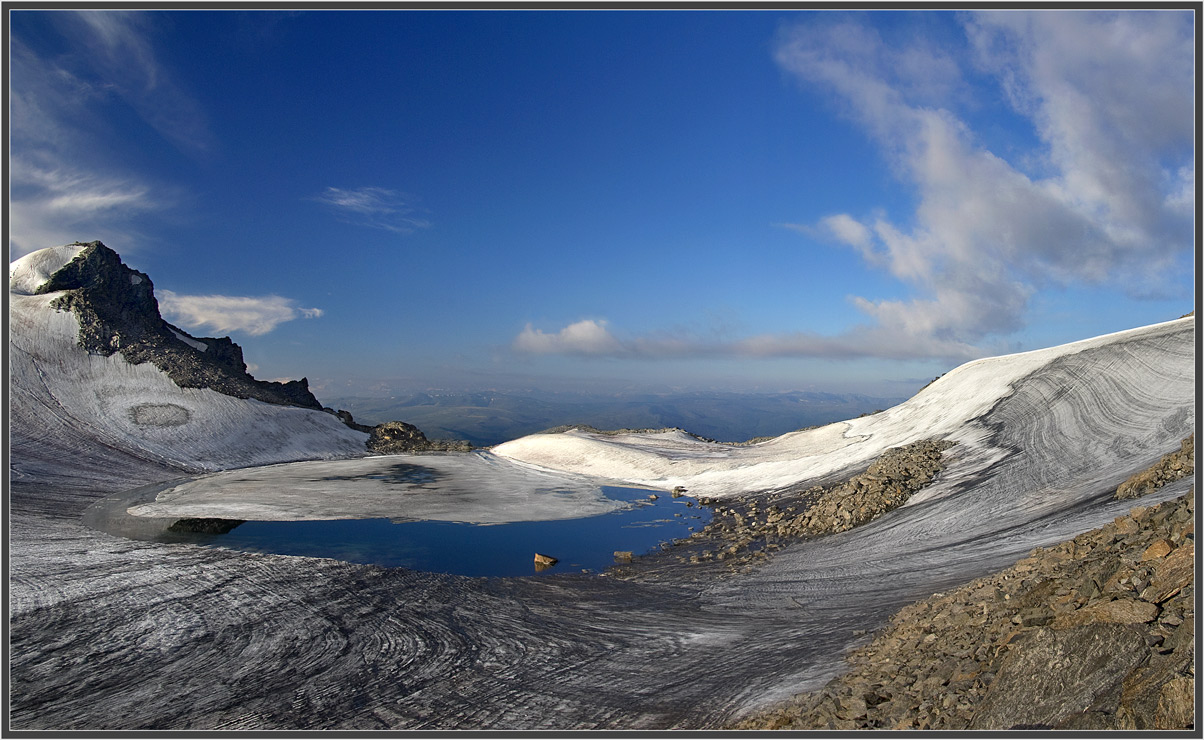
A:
[[612, 439, 957, 575], [733, 488, 1195, 730]]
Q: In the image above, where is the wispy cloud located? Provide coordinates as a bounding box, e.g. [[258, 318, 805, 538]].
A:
[[513, 319, 979, 363], [158, 291, 324, 336], [313, 186, 433, 234], [9, 155, 162, 257], [518, 13, 1191, 366], [8, 13, 207, 256], [64, 11, 212, 154], [772, 11, 1193, 353]]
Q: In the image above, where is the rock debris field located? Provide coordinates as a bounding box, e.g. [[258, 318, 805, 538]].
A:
[[735, 488, 1195, 730], [7, 243, 1197, 730]]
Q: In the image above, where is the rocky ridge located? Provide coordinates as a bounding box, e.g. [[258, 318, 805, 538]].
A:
[[33, 241, 470, 450], [37, 242, 322, 410], [733, 490, 1195, 731], [661, 439, 955, 570]]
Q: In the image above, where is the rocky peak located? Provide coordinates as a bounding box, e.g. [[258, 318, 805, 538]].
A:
[[36, 240, 323, 410], [37, 241, 161, 353]]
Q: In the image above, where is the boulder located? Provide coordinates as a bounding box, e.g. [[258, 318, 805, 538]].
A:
[[366, 421, 431, 453], [1052, 598, 1160, 630], [969, 624, 1148, 729]]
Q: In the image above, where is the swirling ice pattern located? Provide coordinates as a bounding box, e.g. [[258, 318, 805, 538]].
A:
[[8, 321, 1195, 729]]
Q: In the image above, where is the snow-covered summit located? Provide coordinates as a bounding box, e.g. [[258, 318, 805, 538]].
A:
[[9, 243, 88, 295]]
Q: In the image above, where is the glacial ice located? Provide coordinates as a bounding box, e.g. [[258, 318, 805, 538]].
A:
[[6, 244, 1197, 730]]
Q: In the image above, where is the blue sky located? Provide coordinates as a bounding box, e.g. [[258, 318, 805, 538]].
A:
[[8, 9, 1196, 399]]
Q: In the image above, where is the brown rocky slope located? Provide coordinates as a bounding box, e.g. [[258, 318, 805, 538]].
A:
[[733, 489, 1195, 730]]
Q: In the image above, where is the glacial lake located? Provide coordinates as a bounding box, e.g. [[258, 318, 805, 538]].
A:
[[158, 486, 710, 577]]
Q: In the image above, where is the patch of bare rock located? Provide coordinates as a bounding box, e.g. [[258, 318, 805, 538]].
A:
[[732, 490, 1195, 731], [365, 419, 472, 453], [1117, 434, 1194, 500], [666, 439, 955, 570]]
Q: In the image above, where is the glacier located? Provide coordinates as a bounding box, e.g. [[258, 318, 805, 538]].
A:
[[7, 244, 1196, 729]]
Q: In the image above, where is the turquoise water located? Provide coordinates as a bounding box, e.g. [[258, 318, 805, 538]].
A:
[[181, 487, 709, 577]]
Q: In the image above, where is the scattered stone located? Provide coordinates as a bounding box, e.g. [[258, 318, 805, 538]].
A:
[[614, 551, 633, 563], [533, 553, 558, 571], [1116, 434, 1194, 499]]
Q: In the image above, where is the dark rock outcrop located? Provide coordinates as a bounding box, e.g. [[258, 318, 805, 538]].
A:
[[166, 518, 245, 535], [364, 421, 472, 453], [733, 490, 1195, 731], [39, 241, 322, 409], [331, 409, 374, 434], [366, 420, 430, 453], [320, 411, 472, 452]]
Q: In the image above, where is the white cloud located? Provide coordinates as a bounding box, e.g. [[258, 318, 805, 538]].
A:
[[158, 291, 324, 336], [820, 213, 876, 260], [522, 13, 1192, 366], [313, 187, 433, 234], [514, 320, 625, 356], [774, 11, 1193, 351]]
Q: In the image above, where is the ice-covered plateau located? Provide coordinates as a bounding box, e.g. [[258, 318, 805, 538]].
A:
[[8, 243, 1196, 730]]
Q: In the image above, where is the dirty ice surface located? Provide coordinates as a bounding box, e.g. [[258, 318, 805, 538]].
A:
[[128, 453, 639, 524]]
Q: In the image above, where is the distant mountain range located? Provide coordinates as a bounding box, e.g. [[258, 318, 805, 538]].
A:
[[321, 390, 909, 447]]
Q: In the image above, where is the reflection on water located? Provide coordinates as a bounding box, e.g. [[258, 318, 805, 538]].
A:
[[167, 487, 709, 578]]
